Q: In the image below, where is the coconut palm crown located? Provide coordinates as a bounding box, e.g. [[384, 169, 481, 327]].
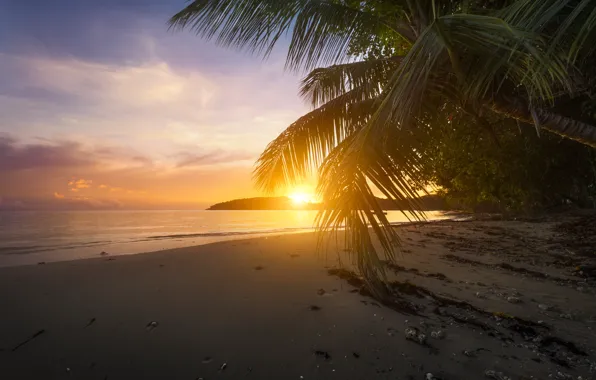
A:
[[170, 0, 596, 291]]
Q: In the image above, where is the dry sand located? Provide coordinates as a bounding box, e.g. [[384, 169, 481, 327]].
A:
[[1, 213, 595, 379]]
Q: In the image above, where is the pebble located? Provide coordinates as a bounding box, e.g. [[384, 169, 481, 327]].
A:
[[146, 321, 159, 331], [539, 304, 553, 311], [404, 327, 426, 344], [431, 330, 445, 339], [463, 349, 476, 357], [405, 327, 417, 340], [507, 296, 522, 304]]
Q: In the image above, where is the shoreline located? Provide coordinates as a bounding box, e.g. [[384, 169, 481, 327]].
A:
[[0, 210, 459, 269], [1, 213, 595, 379]]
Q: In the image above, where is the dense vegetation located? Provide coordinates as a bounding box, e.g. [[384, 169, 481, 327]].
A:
[[171, 0, 596, 289], [419, 106, 596, 213]]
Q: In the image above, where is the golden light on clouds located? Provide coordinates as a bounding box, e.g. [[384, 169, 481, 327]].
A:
[[68, 178, 93, 191]]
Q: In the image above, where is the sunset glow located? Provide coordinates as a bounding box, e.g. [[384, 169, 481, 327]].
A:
[[288, 191, 315, 205]]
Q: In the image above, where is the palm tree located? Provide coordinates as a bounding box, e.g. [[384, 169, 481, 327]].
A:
[[170, 0, 596, 292]]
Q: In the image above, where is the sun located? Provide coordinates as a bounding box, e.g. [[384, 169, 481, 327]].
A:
[[288, 192, 313, 205]]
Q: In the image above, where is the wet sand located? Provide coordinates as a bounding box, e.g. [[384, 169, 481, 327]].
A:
[[1, 213, 595, 379]]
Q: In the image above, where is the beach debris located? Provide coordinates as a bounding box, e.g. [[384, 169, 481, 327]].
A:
[[11, 329, 45, 352], [552, 372, 573, 379], [100, 251, 109, 256], [37, 262, 46, 265], [404, 327, 426, 344], [426, 373, 442, 380], [253, 266, 264, 270], [85, 318, 96, 328], [308, 305, 321, 311], [484, 370, 511, 380], [146, 321, 159, 331], [463, 348, 489, 357], [314, 350, 332, 361], [316, 288, 326, 296], [219, 363, 227, 371], [352, 352, 360, 359], [202, 357, 213, 364], [506, 296, 522, 304], [431, 330, 445, 340]]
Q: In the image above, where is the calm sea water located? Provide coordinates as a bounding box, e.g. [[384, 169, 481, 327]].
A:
[[0, 210, 449, 267]]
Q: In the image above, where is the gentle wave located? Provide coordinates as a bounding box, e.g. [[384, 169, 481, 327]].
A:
[[143, 227, 314, 240], [0, 240, 113, 255]]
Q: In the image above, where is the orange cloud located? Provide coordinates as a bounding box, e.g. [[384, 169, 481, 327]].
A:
[[99, 184, 108, 189], [54, 192, 65, 199], [70, 188, 79, 192], [68, 178, 93, 189]]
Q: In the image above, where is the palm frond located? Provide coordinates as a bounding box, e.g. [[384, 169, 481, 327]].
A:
[[300, 56, 402, 108], [359, 12, 570, 149], [253, 89, 378, 193], [315, 127, 428, 293], [169, 0, 404, 71], [500, 0, 596, 62]]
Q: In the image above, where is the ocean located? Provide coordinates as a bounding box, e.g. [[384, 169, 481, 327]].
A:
[[0, 210, 449, 267]]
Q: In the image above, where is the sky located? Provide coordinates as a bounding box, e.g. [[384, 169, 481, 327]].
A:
[[0, 0, 312, 210]]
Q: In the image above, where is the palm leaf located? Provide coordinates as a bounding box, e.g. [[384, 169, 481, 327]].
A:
[[169, 0, 406, 71], [253, 89, 379, 192], [300, 56, 402, 108]]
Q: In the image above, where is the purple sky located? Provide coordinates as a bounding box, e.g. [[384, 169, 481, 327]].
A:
[[0, 0, 311, 210]]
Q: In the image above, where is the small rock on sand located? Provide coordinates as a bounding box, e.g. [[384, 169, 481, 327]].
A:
[[146, 321, 159, 331], [405, 327, 426, 344]]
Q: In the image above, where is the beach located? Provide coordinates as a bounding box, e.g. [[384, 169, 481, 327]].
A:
[[1, 213, 595, 379]]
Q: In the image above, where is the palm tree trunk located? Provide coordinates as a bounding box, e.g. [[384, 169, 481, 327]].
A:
[[490, 95, 596, 148]]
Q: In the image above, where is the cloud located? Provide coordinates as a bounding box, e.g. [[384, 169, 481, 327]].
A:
[[99, 184, 108, 189], [0, 134, 152, 172], [174, 150, 256, 168], [0, 134, 92, 171], [54, 192, 65, 199], [68, 178, 93, 189], [17, 56, 217, 111]]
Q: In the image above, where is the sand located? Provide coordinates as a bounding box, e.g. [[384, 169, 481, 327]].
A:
[[1, 213, 595, 379]]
